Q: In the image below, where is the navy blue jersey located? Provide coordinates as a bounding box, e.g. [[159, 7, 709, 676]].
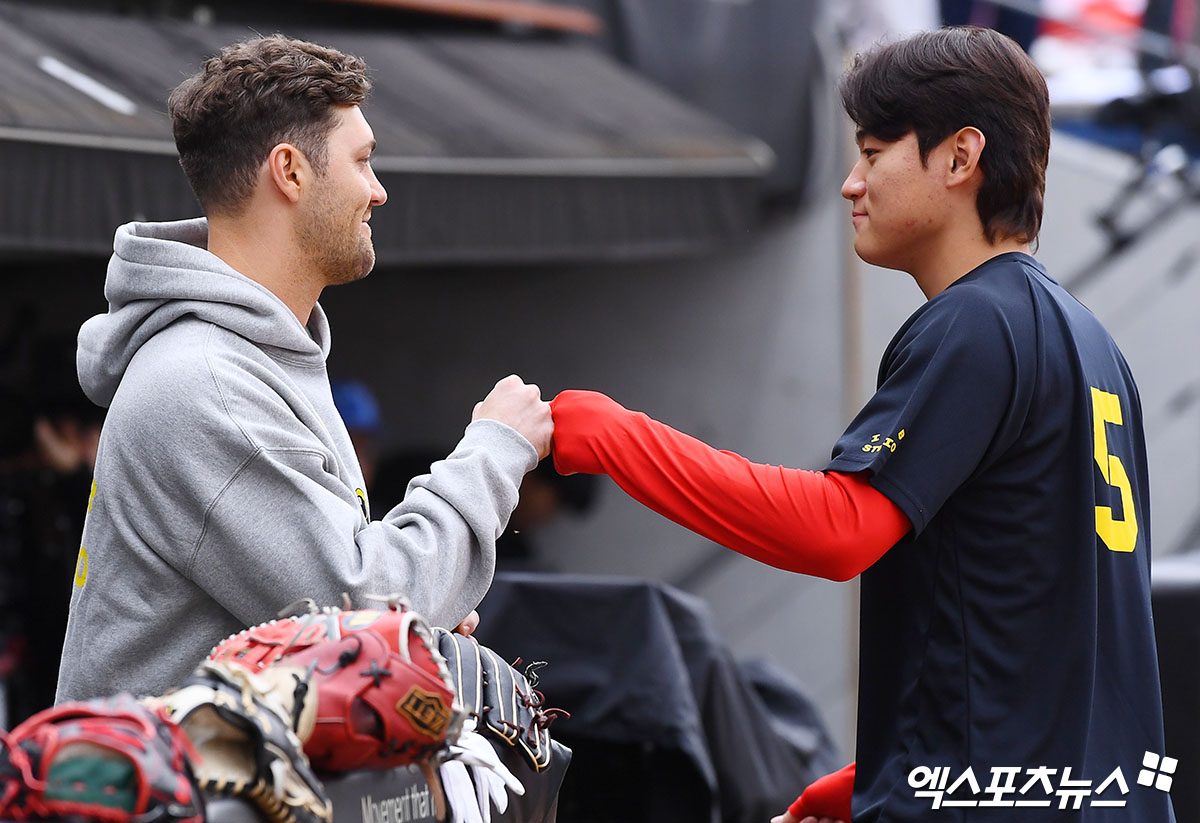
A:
[[826, 253, 1174, 822]]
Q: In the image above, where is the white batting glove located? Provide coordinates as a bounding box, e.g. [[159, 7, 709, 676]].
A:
[[440, 718, 526, 823], [439, 758, 484, 823]]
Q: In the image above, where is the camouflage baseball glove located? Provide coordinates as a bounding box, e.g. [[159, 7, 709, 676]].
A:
[[0, 692, 203, 823]]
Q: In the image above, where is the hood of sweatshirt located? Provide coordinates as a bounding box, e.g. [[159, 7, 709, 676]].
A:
[[78, 218, 331, 407]]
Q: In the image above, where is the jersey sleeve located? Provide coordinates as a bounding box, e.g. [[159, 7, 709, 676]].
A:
[[825, 285, 1021, 535], [788, 762, 855, 822], [550, 391, 910, 580]]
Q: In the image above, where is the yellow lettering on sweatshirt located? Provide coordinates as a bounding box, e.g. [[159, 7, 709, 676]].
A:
[[74, 546, 88, 588], [76, 479, 98, 588]]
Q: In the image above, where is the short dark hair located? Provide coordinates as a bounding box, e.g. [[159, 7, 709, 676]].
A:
[[840, 26, 1050, 245], [168, 35, 371, 215]]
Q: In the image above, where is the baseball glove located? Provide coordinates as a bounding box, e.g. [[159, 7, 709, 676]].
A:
[[154, 659, 331, 823], [433, 628, 564, 773], [209, 597, 464, 773], [0, 692, 203, 823]]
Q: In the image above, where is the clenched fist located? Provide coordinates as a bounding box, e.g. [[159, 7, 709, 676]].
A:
[[473, 375, 553, 459]]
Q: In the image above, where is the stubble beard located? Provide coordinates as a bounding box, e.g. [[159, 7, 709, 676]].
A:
[[298, 189, 376, 287]]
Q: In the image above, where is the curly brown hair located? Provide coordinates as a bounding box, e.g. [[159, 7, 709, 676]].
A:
[[168, 35, 371, 215]]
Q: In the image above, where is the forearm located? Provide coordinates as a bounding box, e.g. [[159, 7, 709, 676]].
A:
[[192, 420, 536, 629], [369, 419, 538, 623], [551, 391, 909, 580]]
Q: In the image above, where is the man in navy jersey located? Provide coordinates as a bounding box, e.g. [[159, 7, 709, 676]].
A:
[[548, 27, 1175, 823]]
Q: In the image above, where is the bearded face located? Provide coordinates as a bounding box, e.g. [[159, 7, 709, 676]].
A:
[[296, 177, 377, 286], [295, 106, 386, 287]]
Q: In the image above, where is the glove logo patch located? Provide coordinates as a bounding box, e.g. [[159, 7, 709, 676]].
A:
[[397, 687, 451, 739], [343, 610, 383, 631]]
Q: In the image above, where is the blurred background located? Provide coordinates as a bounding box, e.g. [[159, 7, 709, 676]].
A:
[[3, 0, 1200, 819]]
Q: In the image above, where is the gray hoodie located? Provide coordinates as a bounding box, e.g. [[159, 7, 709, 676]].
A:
[[56, 218, 537, 701]]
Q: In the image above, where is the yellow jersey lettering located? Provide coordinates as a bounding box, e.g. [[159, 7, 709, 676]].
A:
[[1091, 386, 1138, 553], [862, 430, 905, 455]]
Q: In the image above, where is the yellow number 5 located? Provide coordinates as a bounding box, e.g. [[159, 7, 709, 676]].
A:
[[1091, 387, 1138, 553]]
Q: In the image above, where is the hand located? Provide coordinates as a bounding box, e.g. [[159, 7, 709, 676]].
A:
[[33, 417, 86, 473], [473, 375, 553, 460], [454, 610, 480, 636]]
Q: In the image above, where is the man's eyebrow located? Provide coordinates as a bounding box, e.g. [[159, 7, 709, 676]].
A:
[[855, 128, 868, 145], [360, 139, 377, 155]]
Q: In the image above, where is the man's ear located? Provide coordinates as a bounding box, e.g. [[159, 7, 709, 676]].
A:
[[266, 143, 309, 203], [946, 126, 985, 187]]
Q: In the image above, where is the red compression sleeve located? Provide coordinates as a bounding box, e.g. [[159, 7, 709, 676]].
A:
[[788, 762, 855, 822], [550, 391, 910, 581]]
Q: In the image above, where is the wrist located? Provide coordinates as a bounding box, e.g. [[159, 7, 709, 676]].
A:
[[550, 390, 625, 475]]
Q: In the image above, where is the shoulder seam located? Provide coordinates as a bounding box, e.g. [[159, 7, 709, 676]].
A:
[[188, 445, 263, 577], [187, 445, 334, 576], [203, 324, 259, 452]]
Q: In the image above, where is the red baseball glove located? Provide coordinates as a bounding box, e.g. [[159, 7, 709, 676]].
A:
[[209, 598, 463, 772], [0, 693, 203, 823]]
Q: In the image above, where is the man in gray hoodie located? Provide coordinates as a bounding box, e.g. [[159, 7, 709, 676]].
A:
[[56, 35, 553, 702]]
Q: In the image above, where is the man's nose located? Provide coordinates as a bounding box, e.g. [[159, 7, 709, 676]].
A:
[[369, 168, 387, 206], [841, 163, 865, 201]]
